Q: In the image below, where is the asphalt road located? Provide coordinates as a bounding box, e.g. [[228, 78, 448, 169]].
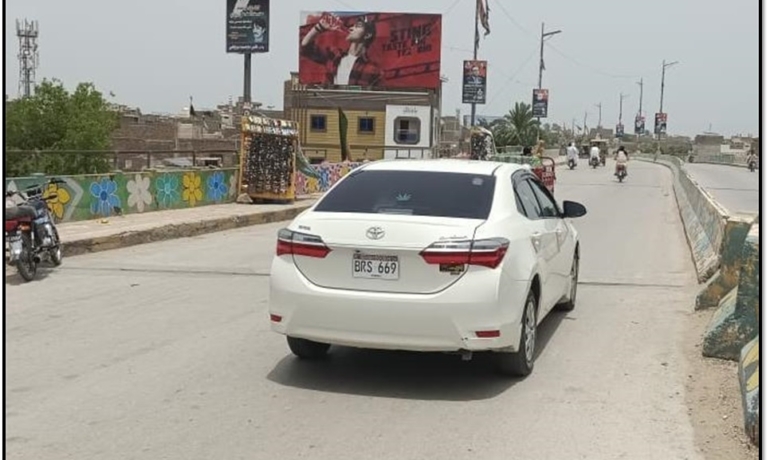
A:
[[6, 161, 707, 460], [683, 163, 760, 215]]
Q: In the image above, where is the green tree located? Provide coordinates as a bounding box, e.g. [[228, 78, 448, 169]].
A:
[[493, 102, 540, 148], [5, 79, 118, 177]]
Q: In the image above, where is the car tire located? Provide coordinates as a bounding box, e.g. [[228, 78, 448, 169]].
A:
[[498, 290, 537, 377], [287, 337, 331, 360], [556, 251, 579, 312]]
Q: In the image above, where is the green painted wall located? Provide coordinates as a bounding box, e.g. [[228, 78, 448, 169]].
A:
[[5, 168, 239, 223]]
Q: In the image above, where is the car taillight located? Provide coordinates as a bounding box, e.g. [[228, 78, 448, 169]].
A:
[[420, 238, 509, 269], [276, 228, 331, 259]]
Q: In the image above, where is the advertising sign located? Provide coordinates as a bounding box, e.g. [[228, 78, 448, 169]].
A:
[[615, 123, 625, 138], [634, 114, 646, 135], [462, 60, 487, 104], [532, 89, 549, 118], [299, 11, 442, 90], [654, 112, 668, 135], [227, 0, 270, 53]]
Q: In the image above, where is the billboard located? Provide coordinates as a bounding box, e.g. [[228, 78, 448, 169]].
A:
[[615, 123, 625, 138], [462, 60, 487, 104], [227, 0, 270, 53], [634, 114, 646, 135], [532, 89, 549, 118], [654, 112, 668, 135], [299, 11, 442, 90]]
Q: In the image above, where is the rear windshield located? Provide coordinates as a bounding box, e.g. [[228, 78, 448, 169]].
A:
[[314, 169, 496, 219]]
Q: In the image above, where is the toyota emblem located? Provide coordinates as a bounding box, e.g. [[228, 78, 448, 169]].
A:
[[366, 226, 385, 240]]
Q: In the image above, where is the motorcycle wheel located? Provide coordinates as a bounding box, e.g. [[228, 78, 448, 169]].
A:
[[49, 226, 63, 266], [17, 233, 38, 282]]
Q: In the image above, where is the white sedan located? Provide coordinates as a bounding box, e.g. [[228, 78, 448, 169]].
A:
[[269, 159, 586, 376]]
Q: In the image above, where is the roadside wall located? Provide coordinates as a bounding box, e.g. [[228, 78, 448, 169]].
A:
[[636, 154, 730, 282], [5, 162, 360, 224]]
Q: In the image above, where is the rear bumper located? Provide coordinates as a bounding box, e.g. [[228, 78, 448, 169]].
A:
[[268, 257, 531, 353]]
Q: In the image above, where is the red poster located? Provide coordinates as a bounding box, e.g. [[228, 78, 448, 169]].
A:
[[299, 11, 442, 90]]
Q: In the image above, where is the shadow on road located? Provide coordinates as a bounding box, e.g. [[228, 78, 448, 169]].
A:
[[266, 309, 569, 402], [4, 264, 56, 285]]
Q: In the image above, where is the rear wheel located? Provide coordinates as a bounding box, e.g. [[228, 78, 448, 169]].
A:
[[287, 337, 331, 360], [17, 233, 38, 282], [498, 290, 537, 377], [556, 252, 579, 312]]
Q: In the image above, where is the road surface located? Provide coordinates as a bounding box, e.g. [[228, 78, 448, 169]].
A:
[[5, 162, 719, 459], [683, 163, 759, 215]]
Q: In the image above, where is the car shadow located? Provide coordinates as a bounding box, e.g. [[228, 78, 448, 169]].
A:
[[266, 308, 569, 402]]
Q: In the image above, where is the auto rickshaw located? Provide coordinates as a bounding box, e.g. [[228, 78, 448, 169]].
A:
[[581, 138, 609, 166], [467, 128, 556, 193]]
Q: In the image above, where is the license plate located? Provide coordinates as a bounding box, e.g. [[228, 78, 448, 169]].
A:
[[352, 253, 399, 280]]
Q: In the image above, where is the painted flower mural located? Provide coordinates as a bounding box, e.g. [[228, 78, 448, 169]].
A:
[[182, 172, 203, 207], [155, 174, 181, 208], [206, 171, 229, 202], [89, 177, 122, 217], [127, 174, 153, 212], [43, 182, 71, 220]]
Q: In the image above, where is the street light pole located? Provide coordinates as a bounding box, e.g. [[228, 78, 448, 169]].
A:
[[536, 22, 562, 141], [658, 60, 678, 143], [470, 3, 480, 127], [636, 78, 643, 152], [618, 93, 628, 124], [594, 102, 602, 130]]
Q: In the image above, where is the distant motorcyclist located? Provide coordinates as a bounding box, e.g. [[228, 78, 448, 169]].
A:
[[567, 142, 579, 167], [615, 146, 629, 176], [589, 144, 601, 166], [746, 149, 758, 171]]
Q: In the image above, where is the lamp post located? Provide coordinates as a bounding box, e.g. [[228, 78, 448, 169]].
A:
[[657, 60, 678, 145], [536, 23, 562, 142]]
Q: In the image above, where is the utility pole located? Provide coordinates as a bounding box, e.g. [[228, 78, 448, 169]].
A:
[[470, 4, 480, 127], [594, 103, 602, 130], [658, 60, 678, 143], [618, 93, 628, 124], [536, 22, 562, 140], [636, 78, 644, 152]]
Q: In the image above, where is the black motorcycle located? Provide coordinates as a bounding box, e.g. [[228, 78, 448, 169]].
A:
[[748, 160, 757, 172], [5, 179, 65, 281], [568, 158, 577, 170], [590, 157, 600, 169]]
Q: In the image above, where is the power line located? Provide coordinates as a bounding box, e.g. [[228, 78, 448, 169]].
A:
[[486, 47, 539, 106]]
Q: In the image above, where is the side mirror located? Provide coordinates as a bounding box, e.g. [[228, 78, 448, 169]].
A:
[[562, 200, 587, 218]]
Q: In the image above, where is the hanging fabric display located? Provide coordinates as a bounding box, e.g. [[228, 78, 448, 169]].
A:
[[239, 116, 299, 203]]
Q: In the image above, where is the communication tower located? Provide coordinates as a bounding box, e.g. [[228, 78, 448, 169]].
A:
[[16, 19, 40, 98]]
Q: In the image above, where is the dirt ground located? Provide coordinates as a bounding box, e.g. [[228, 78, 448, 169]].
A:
[[683, 307, 759, 459]]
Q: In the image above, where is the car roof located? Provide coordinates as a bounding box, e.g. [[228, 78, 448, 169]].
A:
[[359, 159, 528, 176]]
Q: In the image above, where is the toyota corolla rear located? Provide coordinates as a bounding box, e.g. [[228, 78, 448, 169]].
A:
[[268, 162, 531, 353]]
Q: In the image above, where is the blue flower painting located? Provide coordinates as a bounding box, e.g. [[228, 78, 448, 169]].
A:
[[89, 178, 122, 217], [206, 171, 229, 202], [155, 174, 181, 208]]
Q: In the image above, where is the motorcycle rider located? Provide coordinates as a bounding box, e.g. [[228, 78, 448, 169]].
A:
[[746, 149, 758, 169], [567, 142, 579, 167], [589, 143, 601, 166], [614, 145, 629, 176]]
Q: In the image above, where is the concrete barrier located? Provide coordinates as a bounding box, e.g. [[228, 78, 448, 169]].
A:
[[738, 336, 759, 446], [702, 223, 759, 360], [635, 154, 730, 282], [696, 214, 757, 310]]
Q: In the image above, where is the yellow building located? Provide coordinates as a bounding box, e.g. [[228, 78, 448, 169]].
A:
[[283, 72, 440, 163]]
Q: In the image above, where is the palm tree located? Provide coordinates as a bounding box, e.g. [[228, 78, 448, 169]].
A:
[[503, 102, 540, 147]]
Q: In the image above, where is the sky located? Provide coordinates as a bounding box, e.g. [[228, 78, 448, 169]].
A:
[[3, 0, 761, 137]]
